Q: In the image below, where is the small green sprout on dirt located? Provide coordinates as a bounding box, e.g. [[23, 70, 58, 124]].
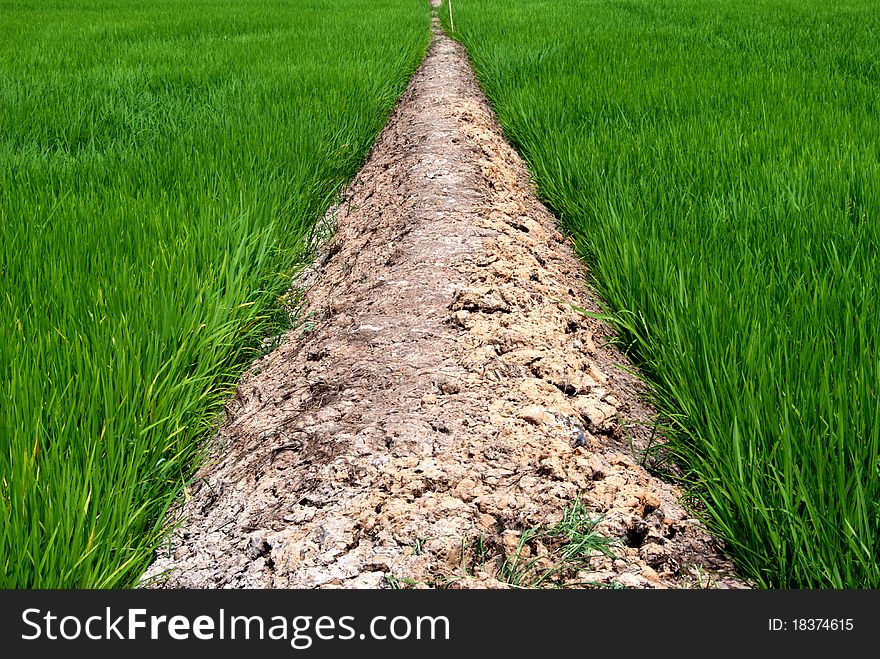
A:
[[411, 537, 427, 556], [499, 497, 619, 588], [459, 532, 491, 576], [384, 573, 419, 589]]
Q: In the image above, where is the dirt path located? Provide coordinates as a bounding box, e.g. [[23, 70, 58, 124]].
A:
[[143, 7, 746, 589]]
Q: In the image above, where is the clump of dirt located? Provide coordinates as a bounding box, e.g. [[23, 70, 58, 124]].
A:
[[142, 12, 747, 590]]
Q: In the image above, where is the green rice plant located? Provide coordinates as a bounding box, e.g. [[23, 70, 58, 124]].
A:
[[445, 0, 880, 587], [0, 0, 429, 588]]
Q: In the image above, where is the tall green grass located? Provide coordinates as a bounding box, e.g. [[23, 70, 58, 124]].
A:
[[0, 0, 429, 587], [446, 0, 880, 587]]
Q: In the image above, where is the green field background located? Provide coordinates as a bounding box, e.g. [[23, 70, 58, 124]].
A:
[[5, 0, 878, 590], [0, 0, 429, 587]]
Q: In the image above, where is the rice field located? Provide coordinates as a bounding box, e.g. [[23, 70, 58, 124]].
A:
[[0, 0, 429, 588], [446, 0, 880, 587], [5, 0, 877, 592]]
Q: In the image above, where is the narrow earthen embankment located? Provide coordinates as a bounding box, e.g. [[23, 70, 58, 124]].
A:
[[143, 9, 746, 589]]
